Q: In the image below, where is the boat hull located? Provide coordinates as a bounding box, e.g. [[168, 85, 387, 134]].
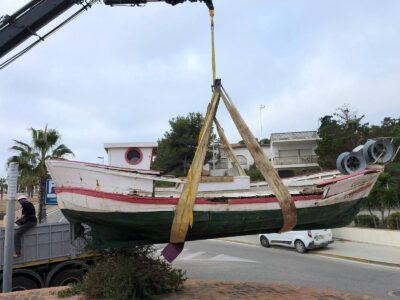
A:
[[61, 196, 365, 245], [46, 159, 381, 246]]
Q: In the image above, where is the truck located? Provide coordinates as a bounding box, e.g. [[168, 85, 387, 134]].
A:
[[0, 222, 94, 291]]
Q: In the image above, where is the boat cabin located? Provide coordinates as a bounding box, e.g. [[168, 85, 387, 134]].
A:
[[104, 142, 157, 170]]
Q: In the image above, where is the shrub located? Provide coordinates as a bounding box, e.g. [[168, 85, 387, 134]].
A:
[[57, 283, 82, 298], [246, 164, 264, 182], [80, 245, 186, 299], [354, 214, 379, 228], [386, 212, 400, 230]]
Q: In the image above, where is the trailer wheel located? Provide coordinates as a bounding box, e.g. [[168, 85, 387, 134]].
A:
[[51, 269, 84, 287], [12, 276, 39, 291]]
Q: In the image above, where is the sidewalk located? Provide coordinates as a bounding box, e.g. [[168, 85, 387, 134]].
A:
[[220, 235, 400, 268], [0, 280, 370, 299]]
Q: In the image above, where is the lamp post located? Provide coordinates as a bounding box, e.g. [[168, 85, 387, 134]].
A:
[[3, 162, 19, 292], [259, 105, 266, 140], [97, 156, 105, 165]]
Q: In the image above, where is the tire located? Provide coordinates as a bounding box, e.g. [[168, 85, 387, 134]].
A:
[[294, 240, 307, 253], [260, 235, 270, 248], [12, 276, 39, 291], [51, 269, 84, 287]]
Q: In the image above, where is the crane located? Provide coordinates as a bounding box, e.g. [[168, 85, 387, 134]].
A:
[[0, 0, 214, 68]]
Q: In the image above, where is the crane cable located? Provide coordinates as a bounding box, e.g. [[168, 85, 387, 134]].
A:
[[210, 8, 216, 83]]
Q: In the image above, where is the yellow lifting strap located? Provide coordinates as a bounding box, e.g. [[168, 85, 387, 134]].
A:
[[214, 117, 247, 176], [216, 84, 297, 232], [169, 89, 221, 243], [210, 9, 217, 82]]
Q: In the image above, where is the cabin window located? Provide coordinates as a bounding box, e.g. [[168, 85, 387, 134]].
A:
[[125, 148, 143, 165]]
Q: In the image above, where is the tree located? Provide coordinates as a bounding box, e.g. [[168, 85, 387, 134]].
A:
[[152, 113, 214, 177], [0, 178, 6, 201], [365, 165, 400, 226], [315, 105, 370, 169], [259, 138, 270, 145], [316, 108, 400, 226], [8, 140, 38, 198], [8, 126, 73, 222]]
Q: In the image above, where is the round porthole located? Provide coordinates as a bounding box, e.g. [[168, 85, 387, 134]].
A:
[[125, 148, 143, 165]]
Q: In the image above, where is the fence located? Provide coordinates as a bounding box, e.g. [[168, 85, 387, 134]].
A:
[[273, 155, 318, 166]]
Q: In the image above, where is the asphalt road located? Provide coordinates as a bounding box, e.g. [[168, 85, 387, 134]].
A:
[[47, 208, 399, 297], [166, 239, 400, 298]]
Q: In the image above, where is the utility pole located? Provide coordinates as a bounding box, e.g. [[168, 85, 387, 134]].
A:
[[259, 105, 266, 139], [3, 162, 19, 292]]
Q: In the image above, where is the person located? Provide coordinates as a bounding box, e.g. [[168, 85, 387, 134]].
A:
[[13, 195, 37, 257]]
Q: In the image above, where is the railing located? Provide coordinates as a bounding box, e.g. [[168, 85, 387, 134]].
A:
[[273, 155, 318, 166]]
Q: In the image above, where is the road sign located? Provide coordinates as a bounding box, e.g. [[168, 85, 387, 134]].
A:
[[45, 179, 57, 205]]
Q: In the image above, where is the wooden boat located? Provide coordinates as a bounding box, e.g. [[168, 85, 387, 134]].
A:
[[45, 159, 382, 245]]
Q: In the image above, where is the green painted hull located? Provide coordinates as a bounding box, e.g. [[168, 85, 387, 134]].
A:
[[62, 197, 365, 245]]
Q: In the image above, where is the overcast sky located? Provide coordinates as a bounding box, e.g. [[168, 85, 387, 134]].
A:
[[1, 0, 399, 177]]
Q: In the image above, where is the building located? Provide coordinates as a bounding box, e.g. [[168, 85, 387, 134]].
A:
[[104, 142, 158, 170], [211, 131, 319, 177], [104, 130, 319, 177], [270, 131, 319, 176]]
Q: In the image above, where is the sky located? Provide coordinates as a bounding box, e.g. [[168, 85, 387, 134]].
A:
[[0, 0, 400, 177]]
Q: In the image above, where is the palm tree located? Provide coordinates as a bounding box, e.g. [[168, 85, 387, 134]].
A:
[[8, 126, 73, 222], [8, 140, 38, 198], [0, 178, 7, 201]]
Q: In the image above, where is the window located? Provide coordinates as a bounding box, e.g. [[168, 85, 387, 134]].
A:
[[125, 148, 143, 165]]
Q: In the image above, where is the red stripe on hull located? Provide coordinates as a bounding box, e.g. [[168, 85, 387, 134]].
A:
[[56, 187, 322, 205]]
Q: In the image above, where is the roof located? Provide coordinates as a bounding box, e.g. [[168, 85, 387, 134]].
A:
[[270, 131, 318, 142], [104, 142, 158, 151], [230, 143, 270, 149]]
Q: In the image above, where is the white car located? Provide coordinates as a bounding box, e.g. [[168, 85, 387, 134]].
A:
[[259, 229, 333, 253]]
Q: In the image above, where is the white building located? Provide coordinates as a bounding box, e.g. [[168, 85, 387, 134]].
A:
[[270, 131, 319, 173], [104, 142, 157, 170], [211, 131, 319, 177]]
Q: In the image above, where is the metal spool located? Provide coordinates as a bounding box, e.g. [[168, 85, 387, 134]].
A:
[[362, 138, 394, 164], [336, 151, 367, 175]]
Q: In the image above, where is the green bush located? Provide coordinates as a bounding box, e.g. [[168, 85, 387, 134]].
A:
[[246, 164, 264, 182], [80, 246, 186, 299], [386, 212, 400, 230], [354, 214, 379, 228], [57, 283, 82, 298]]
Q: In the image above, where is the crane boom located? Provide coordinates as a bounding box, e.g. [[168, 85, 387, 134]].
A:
[[0, 0, 78, 59], [0, 0, 213, 61]]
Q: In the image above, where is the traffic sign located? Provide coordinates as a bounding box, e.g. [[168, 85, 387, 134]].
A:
[[45, 179, 57, 205]]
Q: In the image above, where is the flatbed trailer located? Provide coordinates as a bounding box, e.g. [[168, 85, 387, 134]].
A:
[[0, 222, 95, 291]]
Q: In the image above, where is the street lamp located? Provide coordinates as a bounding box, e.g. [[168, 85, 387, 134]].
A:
[[259, 105, 266, 139], [97, 156, 105, 165]]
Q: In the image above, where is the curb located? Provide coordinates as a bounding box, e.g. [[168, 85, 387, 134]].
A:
[[311, 252, 400, 268], [218, 238, 400, 268]]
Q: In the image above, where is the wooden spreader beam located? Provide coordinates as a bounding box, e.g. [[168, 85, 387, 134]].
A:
[[162, 80, 297, 262], [214, 117, 246, 177]]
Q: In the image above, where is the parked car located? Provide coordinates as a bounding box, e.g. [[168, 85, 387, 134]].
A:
[[259, 229, 333, 253]]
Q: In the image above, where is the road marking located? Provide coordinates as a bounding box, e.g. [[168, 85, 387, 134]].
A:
[[208, 254, 257, 263], [312, 252, 400, 270], [47, 209, 60, 216], [180, 251, 206, 260], [214, 238, 258, 247]]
